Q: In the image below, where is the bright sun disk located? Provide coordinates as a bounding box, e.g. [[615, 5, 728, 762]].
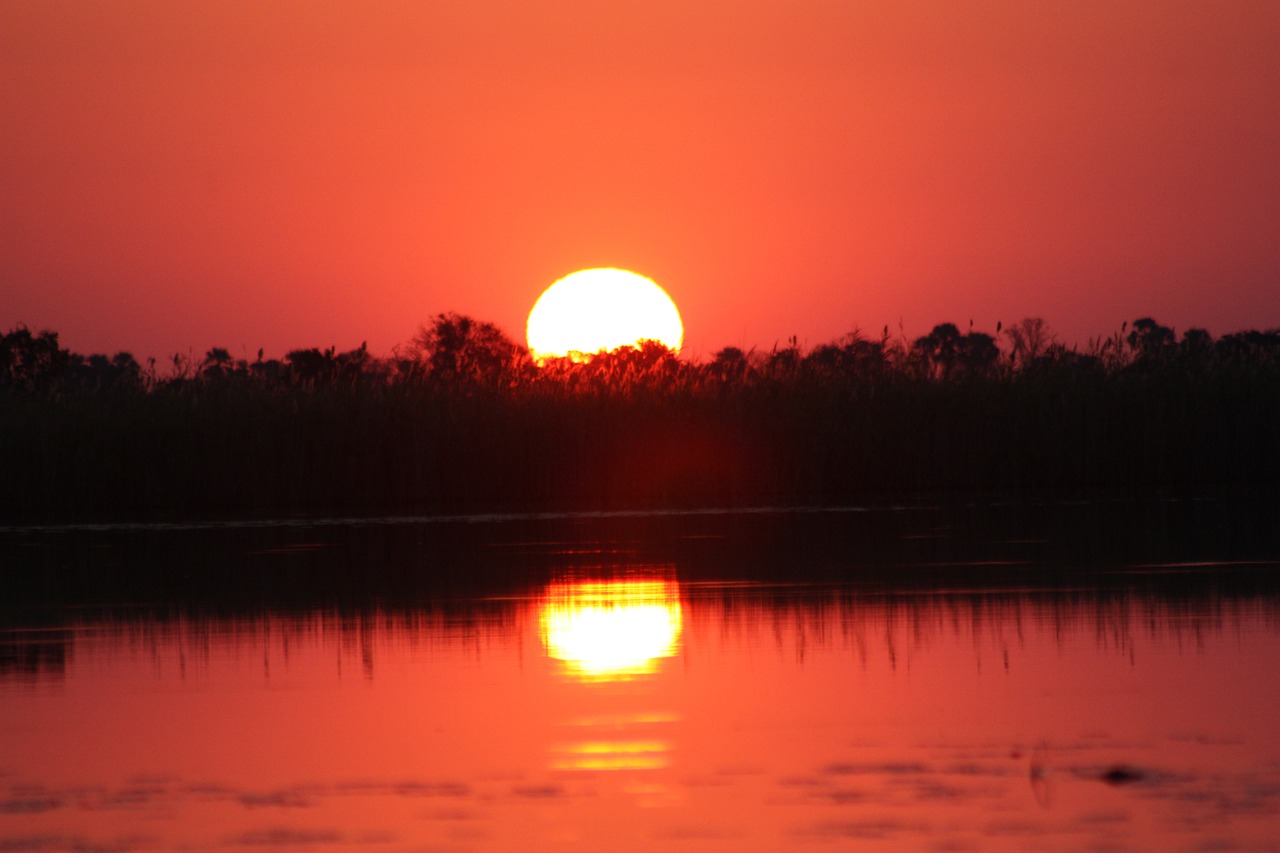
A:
[[526, 268, 683, 363]]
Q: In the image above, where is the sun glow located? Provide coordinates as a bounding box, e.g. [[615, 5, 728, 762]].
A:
[[539, 576, 683, 681], [526, 268, 684, 363]]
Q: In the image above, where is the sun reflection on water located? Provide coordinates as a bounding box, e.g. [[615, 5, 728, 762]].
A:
[[552, 739, 670, 771], [539, 575, 683, 681]]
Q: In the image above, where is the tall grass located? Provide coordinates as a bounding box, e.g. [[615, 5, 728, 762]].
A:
[[2, 319, 1278, 516]]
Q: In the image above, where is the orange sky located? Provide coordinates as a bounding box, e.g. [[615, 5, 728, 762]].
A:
[[3, 1, 1277, 360]]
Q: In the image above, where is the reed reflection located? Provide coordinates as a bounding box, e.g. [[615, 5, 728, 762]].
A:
[[539, 571, 683, 682]]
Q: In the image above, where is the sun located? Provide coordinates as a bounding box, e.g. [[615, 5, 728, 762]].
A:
[[526, 268, 684, 363]]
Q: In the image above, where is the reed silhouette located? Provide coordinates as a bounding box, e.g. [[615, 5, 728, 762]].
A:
[[2, 316, 1278, 515]]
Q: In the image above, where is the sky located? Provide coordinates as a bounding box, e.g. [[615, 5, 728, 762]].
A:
[[3, 1, 1278, 361]]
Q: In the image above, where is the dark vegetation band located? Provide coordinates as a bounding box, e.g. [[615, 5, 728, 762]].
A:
[[3, 315, 1279, 515]]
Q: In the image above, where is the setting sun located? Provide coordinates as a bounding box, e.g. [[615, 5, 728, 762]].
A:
[[526, 268, 684, 363]]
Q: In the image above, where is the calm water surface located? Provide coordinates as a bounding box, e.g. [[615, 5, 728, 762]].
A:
[[2, 498, 1279, 851]]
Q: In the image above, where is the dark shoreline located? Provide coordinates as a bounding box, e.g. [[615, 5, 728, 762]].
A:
[[4, 490, 1278, 608]]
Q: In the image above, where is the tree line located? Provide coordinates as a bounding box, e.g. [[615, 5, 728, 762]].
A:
[[2, 314, 1278, 515], [4, 314, 1280, 393]]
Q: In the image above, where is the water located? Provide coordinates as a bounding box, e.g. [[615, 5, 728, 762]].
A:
[[2, 496, 1279, 851]]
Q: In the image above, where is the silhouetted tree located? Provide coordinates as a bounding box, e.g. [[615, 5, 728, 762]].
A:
[[1032, 343, 1103, 377], [1181, 328, 1211, 350], [1176, 328, 1214, 367], [1, 326, 70, 390], [411, 313, 529, 386], [801, 333, 887, 380], [68, 351, 142, 388], [286, 347, 339, 386], [250, 357, 286, 384], [845, 337, 888, 375], [912, 323, 962, 378], [1214, 329, 1280, 367], [955, 332, 1000, 376], [1126, 318, 1176, 362]]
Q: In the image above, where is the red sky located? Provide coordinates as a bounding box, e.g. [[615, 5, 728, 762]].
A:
[[3, 1, 1277, 361]]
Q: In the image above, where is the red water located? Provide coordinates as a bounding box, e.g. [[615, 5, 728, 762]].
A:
[[2, 581, 1278, 852]]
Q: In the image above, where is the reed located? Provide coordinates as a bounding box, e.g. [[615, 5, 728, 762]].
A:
[[2, 319, 1277, 516]]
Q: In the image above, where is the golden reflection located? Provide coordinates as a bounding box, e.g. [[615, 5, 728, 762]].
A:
[[540, 575, 683, 681], [554, 713, 676, 773], [552, 740, 670, 771]]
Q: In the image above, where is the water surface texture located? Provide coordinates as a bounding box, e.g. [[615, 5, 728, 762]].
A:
[[2, 497, 1278, 851]]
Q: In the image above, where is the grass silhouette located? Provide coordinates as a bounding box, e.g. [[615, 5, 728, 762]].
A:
[[2, 317, 1278, 516]]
